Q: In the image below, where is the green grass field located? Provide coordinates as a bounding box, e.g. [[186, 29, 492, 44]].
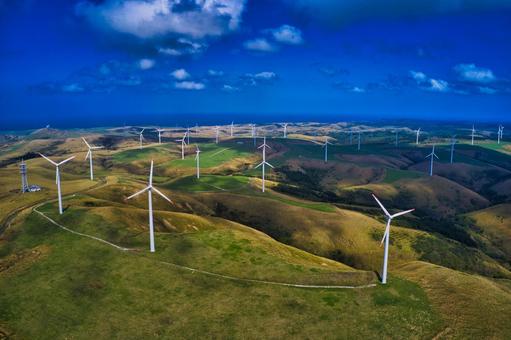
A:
[[165, 175, 251, 192]]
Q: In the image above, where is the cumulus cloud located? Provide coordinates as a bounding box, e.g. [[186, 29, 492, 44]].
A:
[[268, 25, 303, 45], [208, 69, 224, 77], [174, 81, 205, 90], [428, 78, 449, 92], [240, 71, 278, 86], [243, 38, 276, 52], [254, 71, 276, 80], [410, 70, 427, 83], [139, 58, 155, 70], [171, 68, 190, 80], [76, 0, 246, 56], [454, 63, 496, 83], [222, 84, 239, 92]]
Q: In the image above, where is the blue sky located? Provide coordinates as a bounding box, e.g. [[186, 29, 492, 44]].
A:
[[1, 0, 510, 129]]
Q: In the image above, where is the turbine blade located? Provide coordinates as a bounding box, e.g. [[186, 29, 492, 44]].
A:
[[85, 150, 90, 160], [39, 153, 57, 166], [57, 156, 75, 166], [380, 223, 390, 246], [372, 194, 390, 217], [81, 137, 91, 148], [91, 146, 103, 150], [127, 186, 150, 200], [391, 208, 415, 219], [152, 187, 173, 204], [265, 161, 274, 169], [255, 162, 264, 169]]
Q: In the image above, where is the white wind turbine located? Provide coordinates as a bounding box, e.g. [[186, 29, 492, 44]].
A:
[[372, 194, 414, 284], [195, 145, 201, 179], [138, 128, 145, 149], [357, 131, 362, 151], [82, 137, 103, 181], [39, 153, 75, 215], [186, 127, 191, 145], [156, 128, 166, 144], [251, 124, 257, 146], [416, 128, 421, 145], [450, 136, 456, 164], [283, 123, 288, 138], [176, 133, 187, 160], [127, 161, 173, 253], [214, 126, 220, 144], [322, 136, 331, 162], [425, 144, 439, 176], [471, 125, 476, 145], [498, 125, 504, 144], [255, 136, 274, 192], [230, 121, 234, 137]]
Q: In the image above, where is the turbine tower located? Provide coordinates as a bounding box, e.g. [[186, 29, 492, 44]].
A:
[[176, 133, 187, 160], [138, 128, 145, 149], [195, 145, 201, 179], [186, 127, 191, 145], [255, 137, 274, 192], [82, 137, 103, 181], [127, 161, 173, 253], [498, 125, 504, 144], [214, 126, 220, 144], [425, 145, 439, 176], [357, 131, 362, 151], [39, 153, 75, 215], [20, 160, 29, 193], [450, 136, 456, 164], [416, 128, 421, 145], [156, 128, 165, 144], [372, 194, 414, 284], [230, 121, 234, 137], [471, 125, 476, 145], [322, 136, 331, 162], [251, 124, 257, 146], [283, 123, 288, 138]]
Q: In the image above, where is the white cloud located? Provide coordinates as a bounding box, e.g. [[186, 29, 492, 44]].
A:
[[175, 81, 205, 90], [454, 63, 496, 83], [208, 69, 224, 77], [62, 83, 84, 93], [77, 0, 246, 40], [222, 84, 239, 92], [351, 86, 365, 93], [269, 25, 303, 45], [243, 38, 276, 52], [410, 70, 427, 83], [428, 79, 449, 92], [138, 58, 155, 70], [171, 68, 190, 80], [254, 71, 276, 80]]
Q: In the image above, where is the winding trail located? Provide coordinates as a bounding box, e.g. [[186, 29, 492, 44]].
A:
[[31, 197, 377, 290]]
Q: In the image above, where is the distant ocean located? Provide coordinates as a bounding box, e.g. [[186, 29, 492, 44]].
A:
[[0, 112, 508, 132]]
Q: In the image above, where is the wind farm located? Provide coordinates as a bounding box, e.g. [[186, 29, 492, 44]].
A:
[[1, 0, 511, 338]]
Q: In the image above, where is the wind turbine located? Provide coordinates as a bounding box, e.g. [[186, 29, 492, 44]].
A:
[[138, 128, 145, 149], [127, 161, 173, 253], [450, 136, 456, 164], [39, 153, 75, 215], [425, 145, 439, 176], [498, 125, 504, 144], [255, 137, 274, 192], [195, 145, 201, 179], [283, 123, 288, 138], [322, 136, 331, 162], [214, 126, 220, 144], [251, 124, 257, 146], [82, 137, 103, 181], [372, 194, 414, 284], [230, 121, 234, 137], [186, 127, 191, 145], [471, 125, 476, 145], [156, 128, 166, 144], [416, 128, 421, 145], [176, 133, 187, 160], [357, 131, 362, 151]]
